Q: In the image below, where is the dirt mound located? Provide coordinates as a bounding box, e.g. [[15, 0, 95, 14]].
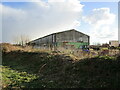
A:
[[2, 50, 120, 88], [0, 43, 24, 52]]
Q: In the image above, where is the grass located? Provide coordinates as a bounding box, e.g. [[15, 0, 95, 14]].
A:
[[2, 50, 120, 88], [1, 43, 120, 88], [1, 66, 38, 88]]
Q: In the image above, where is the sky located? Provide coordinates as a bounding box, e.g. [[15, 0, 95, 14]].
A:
[[1, 0, 119, 44]]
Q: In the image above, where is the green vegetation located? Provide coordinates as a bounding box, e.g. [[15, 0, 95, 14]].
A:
[[1, 43, 120, 88], [1, 66, 38, 88], [2, 51, 120, 88]]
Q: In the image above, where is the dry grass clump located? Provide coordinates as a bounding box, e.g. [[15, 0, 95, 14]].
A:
[[1, 43, 119, 60], [0, 43, 24, 52], [0, 43, 37, 53], [56, 47, 120, 60], [2, 48, 120, 88]]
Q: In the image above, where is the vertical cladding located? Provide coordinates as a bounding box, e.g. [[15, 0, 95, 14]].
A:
[[88, 36, 90, 45], [41, 35, 53, 44], [55, 30, 90, 48], [56, 30, 75, 42], [56, 30, 89, 43], [29, 29, 90, 49]]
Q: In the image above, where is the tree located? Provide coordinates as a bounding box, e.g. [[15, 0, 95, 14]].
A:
[[13, 35, 30, 46]]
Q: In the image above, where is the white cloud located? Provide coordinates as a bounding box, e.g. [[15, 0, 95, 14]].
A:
[[1, 1, 118, 44], [48, 0, 66, 2], [83, 8, 117, 44], [83, 8, 115, 28], [90, 26, 118, 43], [1, 0, 84, 43]]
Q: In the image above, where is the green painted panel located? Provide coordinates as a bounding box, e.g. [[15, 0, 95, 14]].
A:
[[67, 42, 88, 48], [56, 42, 89, 48]]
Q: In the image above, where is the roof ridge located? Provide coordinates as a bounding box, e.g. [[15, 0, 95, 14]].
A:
[[29, 29, 89, 43]]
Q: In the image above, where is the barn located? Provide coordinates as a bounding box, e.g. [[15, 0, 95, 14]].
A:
[[28, 29, 90, 50], [109, 40, 119, 47]]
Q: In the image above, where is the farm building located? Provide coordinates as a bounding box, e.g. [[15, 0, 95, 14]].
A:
[[109, 40, 119, 47], [28, 29, 90, 50]]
